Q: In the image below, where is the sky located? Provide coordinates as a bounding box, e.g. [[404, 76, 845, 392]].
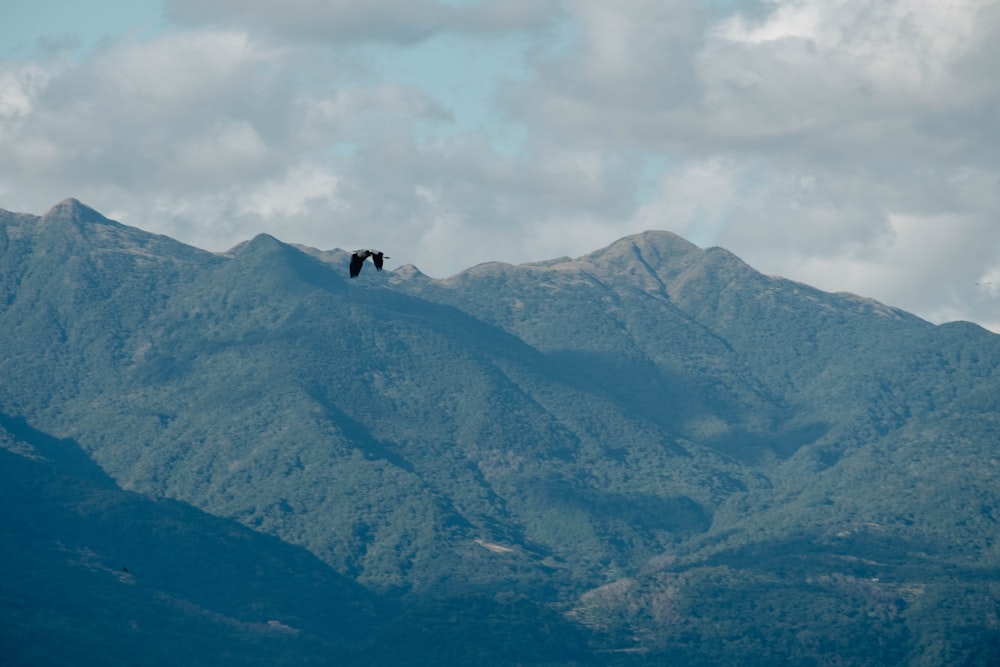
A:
[[1, 0, 999, 331]]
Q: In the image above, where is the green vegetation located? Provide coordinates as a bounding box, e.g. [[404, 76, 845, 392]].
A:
[[2, 200, 999, 664]]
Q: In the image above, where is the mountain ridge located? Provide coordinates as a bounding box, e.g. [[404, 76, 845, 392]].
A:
[[3, 199, 999, 664]]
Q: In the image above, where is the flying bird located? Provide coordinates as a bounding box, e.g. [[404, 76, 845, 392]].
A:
[[350, 249, 389, 278]]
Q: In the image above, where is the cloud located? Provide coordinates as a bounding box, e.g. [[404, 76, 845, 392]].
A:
[[1, 0, 998, 329], [510, 0, 1000, 157], [0, 28, 454, 246], [163, 0, 563, 43], [502, 0, 1000, 328], [0, 20, 627, 274], [0, 30, 293, 193]]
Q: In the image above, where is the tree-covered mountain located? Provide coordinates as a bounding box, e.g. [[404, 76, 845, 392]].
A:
[[2, 199, 998, 665], [0, 412, 386, 666]]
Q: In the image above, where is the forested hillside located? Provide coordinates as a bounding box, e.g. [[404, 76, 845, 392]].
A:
[[2, 199, 998, 665]]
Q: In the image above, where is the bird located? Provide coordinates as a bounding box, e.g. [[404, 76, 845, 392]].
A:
[[350, 249, 389, 278]]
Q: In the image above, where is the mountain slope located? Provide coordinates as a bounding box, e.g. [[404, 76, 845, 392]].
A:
[[2, 199, 999, 664], [0, 413, 382, 666]]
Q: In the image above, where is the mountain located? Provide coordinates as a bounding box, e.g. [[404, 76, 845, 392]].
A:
[[0, 412, 383, 666], [2, 199, 999, 665]]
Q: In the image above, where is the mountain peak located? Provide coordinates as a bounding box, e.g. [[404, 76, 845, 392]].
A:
[[617, 229, 700, 252], [225, 233, 291, 259], [580, 230, 702, 268], [545, 229, 707, 293], [41, 198, 118, 226], [246, 232, 283, 248]]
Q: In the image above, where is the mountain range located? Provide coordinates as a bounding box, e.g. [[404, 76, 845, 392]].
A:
[[2, 198, 998, 665]]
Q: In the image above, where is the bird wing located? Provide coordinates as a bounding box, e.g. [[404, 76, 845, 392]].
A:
[[372, 253, 384, 271], [349, 253, 365, 278]]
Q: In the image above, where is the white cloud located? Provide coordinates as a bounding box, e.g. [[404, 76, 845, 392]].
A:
[[0, 62, 46, 121], [1, 0, 999, 330], [0, 30, 298, 194], [503, 0, 1000, 329], [164, 0, 562, 43], [238, 164, 339, 219]]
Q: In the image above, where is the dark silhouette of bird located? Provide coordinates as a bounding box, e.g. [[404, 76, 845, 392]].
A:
[[350, 249, 389, 278]]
